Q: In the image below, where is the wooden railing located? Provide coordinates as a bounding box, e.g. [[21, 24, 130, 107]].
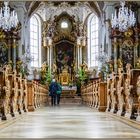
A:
[[81, 78, 107, 112], [27, 81, 49, 111]]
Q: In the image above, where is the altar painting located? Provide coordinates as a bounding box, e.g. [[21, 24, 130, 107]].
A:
[[55, 41, 74, 74]]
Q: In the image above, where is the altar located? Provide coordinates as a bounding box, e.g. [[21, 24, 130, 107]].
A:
[[61, 86, 77, 98], [59, 69, 71, 85]]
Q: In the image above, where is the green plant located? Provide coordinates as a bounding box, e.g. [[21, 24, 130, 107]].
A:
[[46, 68, 52, 84], [78, 67, 87, 83], [40, 67, 52, 85]]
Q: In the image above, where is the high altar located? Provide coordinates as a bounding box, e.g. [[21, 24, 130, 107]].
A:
[[42, 12, 86, 86]]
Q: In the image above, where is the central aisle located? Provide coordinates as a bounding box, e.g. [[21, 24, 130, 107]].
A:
[[0, 104, 140, 138]]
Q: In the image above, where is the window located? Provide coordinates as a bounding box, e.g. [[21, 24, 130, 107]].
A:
[[88, 13, 99, 68], [30, 14, 41, 68], [61, 21, 68, 28]]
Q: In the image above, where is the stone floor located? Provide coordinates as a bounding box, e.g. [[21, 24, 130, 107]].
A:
[[0, 104, 140, 138]]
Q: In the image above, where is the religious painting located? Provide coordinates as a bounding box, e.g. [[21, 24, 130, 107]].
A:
[[55, 40, 74, 74], [122, 39, 134, 68], [0, 42, 8, 66]]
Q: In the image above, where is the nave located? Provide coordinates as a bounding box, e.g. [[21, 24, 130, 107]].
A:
[[0, 105, 140, 138]]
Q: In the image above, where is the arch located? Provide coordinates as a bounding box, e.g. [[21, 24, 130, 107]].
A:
[[87, 12, 99, 68], [30, 14, 41, 68]]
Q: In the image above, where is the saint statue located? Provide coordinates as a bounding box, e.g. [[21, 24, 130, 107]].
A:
[[137, 76, 140, 97], [52, 63, 57, 74], [117, 58, 123, 68], [41, 61, 48, 80], [81, 61, 88, 72]]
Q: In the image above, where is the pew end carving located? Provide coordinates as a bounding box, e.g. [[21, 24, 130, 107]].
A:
[[106, 63, 140, 121]]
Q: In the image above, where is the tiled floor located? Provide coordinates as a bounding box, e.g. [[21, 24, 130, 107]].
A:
[[0, 104, 140, 138]]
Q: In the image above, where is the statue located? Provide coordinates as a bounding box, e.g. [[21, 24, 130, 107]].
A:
[[126, 63, 131, 80], [137, 76, 140, 97], [92, 69, 97, 78], [136, 58, 140, 69], [81, 61, 88, 72], [3, 60, 13, 72], [109, 63, 113, 73], [33, 68, 38, 80], [41, 62, 48, 73], [137, 76, 140, 116], [52, 63, 57, 74], [16, 58, 23, 74], [117, 58, 123, 68], [41, 61, 48, 82]]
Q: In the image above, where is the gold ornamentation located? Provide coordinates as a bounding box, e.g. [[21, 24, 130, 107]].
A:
[[81, 61, 88, 72], [0, 31, 5, 39], [136, 58, 140, 69], [52, 63, 57, 74], [117, 58, 123, 68], [41, 61, 48, 77], [122, 39, 133, 47], [124, 29, 133, 37], [137, 76, 140, 96]]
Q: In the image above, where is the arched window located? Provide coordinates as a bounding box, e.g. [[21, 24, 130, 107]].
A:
[[30, 14, 41, 68], [61, 21, 68, 28], [88, 13, 99, 68]]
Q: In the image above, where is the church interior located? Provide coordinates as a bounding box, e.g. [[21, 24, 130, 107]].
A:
[[0, 0, 140, 138]]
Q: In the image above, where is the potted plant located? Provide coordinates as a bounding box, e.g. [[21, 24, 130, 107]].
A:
[[76, 68, 88, 96], [78, 67, 87, 85]]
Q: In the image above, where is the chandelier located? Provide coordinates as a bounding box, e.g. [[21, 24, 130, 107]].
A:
[[111, 1, 136, 31], [0, 1, 19, 31]]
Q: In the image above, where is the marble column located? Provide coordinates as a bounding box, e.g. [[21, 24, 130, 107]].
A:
[[134, 38, 139, 68], [50, 45, 52, 71], [79, 45, 82, 65], [47, 46, 50, 66], [8, 39, 12, 62], [114, 38, 117, 73], [47, 38, 52, 71], [77, 45, 80, 69], [12, 38, 17, 69], [119, 39, 123, 59]]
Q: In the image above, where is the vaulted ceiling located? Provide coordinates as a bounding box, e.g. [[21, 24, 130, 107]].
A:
[[24, 1, 104, 18]]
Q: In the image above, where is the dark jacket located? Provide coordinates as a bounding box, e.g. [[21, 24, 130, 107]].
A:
[[49, 81, 58, 96]]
